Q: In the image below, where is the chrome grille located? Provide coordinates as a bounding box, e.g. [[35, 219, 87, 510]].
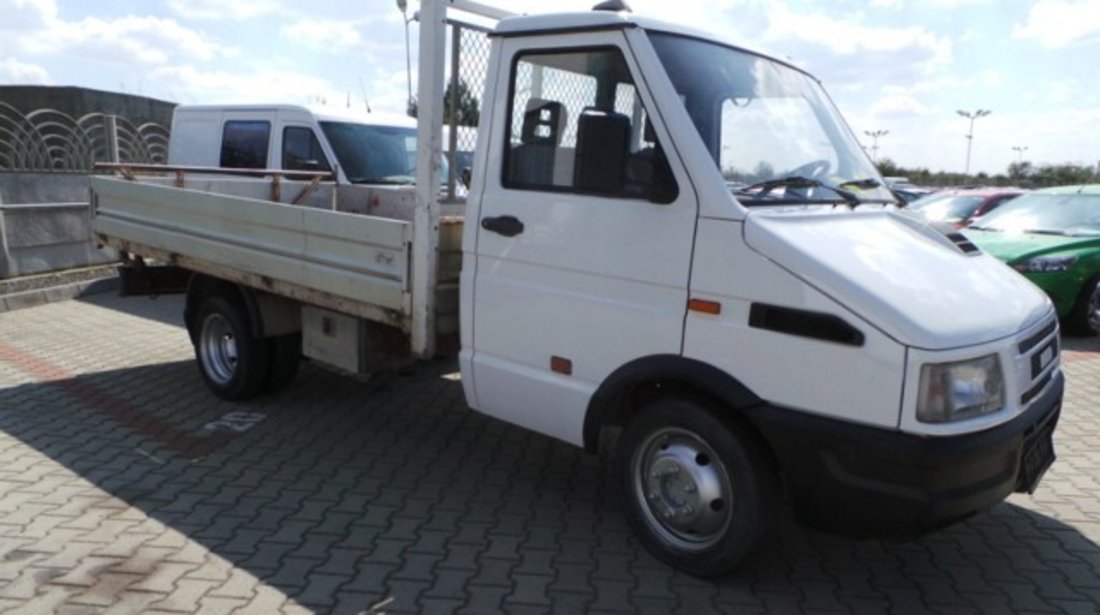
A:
[[1016, 315, 1060, 407]]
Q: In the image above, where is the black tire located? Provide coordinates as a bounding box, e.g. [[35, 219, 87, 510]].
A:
[[617, 397, 780, 577], [194, 294, 270, 400], [262, 332, 302, 394], [1066, 277, 1100, 336]]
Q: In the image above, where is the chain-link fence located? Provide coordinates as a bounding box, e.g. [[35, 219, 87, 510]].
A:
[[442, 21, 491, 199], [0, 102, 169, 173]]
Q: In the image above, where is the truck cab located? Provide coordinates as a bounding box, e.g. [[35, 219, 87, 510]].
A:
[[456, 7, 1061, 575]]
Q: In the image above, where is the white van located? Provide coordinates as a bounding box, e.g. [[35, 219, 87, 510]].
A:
[[167, 104, 423, 186]]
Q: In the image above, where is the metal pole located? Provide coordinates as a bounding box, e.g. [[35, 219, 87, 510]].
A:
[[957, 109, 990, 176], [964, 116, 974, 176], [447, 23, 461, 200], [411, 0, 446, 358]]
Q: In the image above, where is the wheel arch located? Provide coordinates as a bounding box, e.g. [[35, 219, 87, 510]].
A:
[[184, 274, 264, 344], [583, 354, 766, 454]]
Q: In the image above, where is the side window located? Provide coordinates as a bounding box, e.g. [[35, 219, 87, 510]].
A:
[[221, 121, 270, 169], [282, 127, 331, 172], [503, 47, 677, 203]]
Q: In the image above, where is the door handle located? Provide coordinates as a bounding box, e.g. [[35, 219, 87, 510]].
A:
[[481, 215, 525, 237]]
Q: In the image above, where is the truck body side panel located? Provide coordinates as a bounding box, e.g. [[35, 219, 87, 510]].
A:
[[91, 177, 412, 316]]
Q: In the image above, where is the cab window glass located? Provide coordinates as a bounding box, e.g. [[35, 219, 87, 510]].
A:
[[503, 47, 677, 203], [282, 126, 331, 172], [220, 121, 270, 169]]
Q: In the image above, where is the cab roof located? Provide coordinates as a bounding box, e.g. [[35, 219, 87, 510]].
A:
[[494, 10, 797, 75]]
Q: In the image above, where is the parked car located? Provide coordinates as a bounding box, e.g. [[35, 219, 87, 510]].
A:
[[908, 188, 1025, 227], [964, 185, 1100, 334]]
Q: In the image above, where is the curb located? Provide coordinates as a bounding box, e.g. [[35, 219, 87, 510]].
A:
[[0, 276, 120, 314]]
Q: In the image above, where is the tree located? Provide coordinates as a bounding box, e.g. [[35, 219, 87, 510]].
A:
[[444, 79, 480, 127], [406, 78, 480, 128], [1007, 160, 1032, 181]]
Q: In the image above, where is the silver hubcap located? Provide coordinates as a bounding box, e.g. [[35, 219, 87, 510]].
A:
[[1088, 284, 1100, 333], [200, 313, 238, 385], [633, 427, 733, 551]]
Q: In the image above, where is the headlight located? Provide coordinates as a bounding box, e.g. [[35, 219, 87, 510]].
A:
[[1012, 255, 1077, 273], [917, 354, 1005, 423]]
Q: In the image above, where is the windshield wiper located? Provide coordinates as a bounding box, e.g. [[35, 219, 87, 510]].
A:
[[838, 177, 881, 190], [735, 176, 861, 207], [1026, 228, 1068, 236], [967, 225, 1001, 232]]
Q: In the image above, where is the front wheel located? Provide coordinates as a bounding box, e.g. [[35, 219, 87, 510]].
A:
[[195, 295, 270, 400], [617, 398, 779, 577], [1066, 277, 1100, 336]]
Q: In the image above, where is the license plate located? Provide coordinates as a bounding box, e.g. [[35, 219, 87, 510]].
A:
[[1018, 427, 1055, 494]]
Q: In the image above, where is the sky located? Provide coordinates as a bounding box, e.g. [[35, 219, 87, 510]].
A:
[[1, 0, 1098, 176]]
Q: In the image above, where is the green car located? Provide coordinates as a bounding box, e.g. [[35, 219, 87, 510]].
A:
[[964, 185, 1100, 334]]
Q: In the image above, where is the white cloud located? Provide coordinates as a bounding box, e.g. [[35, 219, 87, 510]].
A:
[[868, 93, 931, 119], [280, 19, 362, 51], [0, 58, 50, 84], [1013, 0, 1100, 48], [32, 16, 231, 65], [166, 0, 283, 21], [1, 1, 232, 69], [151, 64, 344, 105]]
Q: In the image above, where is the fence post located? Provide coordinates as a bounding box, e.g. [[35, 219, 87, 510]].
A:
[[104, 114, 121, 164]]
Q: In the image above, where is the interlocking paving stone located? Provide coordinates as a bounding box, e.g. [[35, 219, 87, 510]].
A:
[[0, 293, 1099, 613]]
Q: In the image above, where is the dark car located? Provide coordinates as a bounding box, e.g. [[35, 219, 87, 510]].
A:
[[964, 185, 1100, 334], [908, 188, 1025, 227]]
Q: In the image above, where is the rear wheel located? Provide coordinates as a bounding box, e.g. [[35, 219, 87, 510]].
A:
[[195, 295, 270, 400], [1066, 277, 1100, 336], [617, 398, 779, 578]]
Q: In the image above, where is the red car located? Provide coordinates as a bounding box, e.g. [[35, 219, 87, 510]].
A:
[[907, 188, 1026, 228]]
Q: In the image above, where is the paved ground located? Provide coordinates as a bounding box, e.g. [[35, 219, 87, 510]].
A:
[[0, 293, 1098, 614]]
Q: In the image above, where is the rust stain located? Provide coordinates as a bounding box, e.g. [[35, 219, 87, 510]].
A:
[[0, 342, 232, 459]]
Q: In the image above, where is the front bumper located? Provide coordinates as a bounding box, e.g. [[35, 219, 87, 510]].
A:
[[743, 371, 1063, 538]]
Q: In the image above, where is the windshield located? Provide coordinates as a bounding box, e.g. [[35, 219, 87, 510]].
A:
[[320, 121, 419, 184], [970, 193, 1100, 236], [648, 33, 893, 205], [909, 194, 985, 221]]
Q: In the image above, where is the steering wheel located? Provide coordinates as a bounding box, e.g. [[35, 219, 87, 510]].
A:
[[787, 159, 831, 179]]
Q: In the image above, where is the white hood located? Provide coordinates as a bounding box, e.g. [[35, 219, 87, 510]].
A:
[[744, 209, 1053, 350]]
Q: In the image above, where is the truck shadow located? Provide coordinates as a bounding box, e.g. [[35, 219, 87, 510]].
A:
[[1, 354, 1097, 613]]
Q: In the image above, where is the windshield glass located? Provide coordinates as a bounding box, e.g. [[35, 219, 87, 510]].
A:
[[971, 193, 1100, 236], [648, 33, 893, 204], [320, 122, 419, 184], [909, 194, 985, 221]]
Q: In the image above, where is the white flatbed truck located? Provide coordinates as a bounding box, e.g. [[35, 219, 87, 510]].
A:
[[91, 0, 1063, 577]]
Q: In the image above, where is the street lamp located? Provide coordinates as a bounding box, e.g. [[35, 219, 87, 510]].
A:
[[397, 0, 416, 116], [1012, 145, 1029, 162], [957, 108, 991, 176], [863, 129, 889, 163]]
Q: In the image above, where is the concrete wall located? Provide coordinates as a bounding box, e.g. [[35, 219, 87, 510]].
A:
[[0, 85, 174, 129], [0, 173, 116, 279], [0, 86, 174, 279]]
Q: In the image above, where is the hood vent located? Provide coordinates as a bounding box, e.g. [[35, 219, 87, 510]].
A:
[[945, 231, 981, 255]]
